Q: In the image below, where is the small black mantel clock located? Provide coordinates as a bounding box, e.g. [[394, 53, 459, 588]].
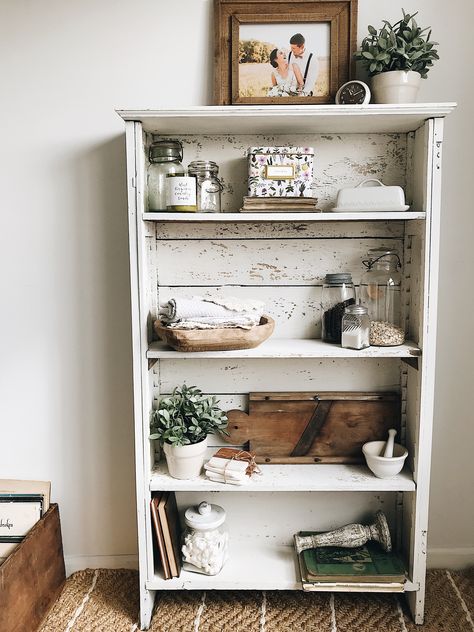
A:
[[335, 80, 371, 105]]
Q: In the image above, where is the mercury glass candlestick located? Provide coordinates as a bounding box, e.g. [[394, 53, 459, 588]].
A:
[[294, 510, 392, 555]]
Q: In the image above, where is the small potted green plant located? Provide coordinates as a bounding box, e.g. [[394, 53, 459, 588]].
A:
[[355, 10, 439, 103], [150, 384, 228, 479]]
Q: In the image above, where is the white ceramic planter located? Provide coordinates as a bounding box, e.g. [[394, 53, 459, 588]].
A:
[[371, 70, 422, 104], [163, 437, 207, 479]]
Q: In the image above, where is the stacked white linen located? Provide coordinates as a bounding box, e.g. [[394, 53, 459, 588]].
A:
[[204, 456, 249, 486], [159, 296, 264, 330]]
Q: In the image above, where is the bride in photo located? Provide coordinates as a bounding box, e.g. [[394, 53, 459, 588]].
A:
[[267, 48, 304, 97]]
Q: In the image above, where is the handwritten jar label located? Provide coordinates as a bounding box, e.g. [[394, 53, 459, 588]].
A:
[[166, 175, 197, 210]]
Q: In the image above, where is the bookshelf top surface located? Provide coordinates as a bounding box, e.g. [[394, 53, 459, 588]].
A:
[[117, 103, 456, 134]]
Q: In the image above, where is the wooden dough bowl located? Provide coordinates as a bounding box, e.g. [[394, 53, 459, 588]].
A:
[[154, 316, 275, 352]]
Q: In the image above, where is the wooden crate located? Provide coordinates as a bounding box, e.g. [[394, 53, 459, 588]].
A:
[[0, 504, 65, 632]]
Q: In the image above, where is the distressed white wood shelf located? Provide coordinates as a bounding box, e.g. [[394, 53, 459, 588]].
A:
[[117, 103, 456, 134], [150, 462, 415, 493], [146, 540, 416, 591], [144, 211, 426, 222], [147, 338, 421, 360], [120, 104, 455, 628]]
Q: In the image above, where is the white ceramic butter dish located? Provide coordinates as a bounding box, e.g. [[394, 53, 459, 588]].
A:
[[332, 179, 410, 212]]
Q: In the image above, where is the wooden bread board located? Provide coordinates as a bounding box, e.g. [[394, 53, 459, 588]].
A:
[[225, 392, 400, 464]]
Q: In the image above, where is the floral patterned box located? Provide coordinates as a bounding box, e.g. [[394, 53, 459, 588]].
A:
[[247, 146, 314, 198]]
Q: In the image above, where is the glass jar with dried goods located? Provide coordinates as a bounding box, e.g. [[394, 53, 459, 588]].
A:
[[359, 248, 405, 346], [321, 273, 356, 344]]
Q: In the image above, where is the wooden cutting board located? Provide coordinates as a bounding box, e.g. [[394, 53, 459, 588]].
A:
[[225, 392, 400, 464]]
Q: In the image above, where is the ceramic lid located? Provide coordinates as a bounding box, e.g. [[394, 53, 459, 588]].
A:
[[184, 501, 226, 530]]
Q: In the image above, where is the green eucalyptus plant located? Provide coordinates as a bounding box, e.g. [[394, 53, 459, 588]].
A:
[[355, 10, 439, 78], [150, 384, 228, 447]]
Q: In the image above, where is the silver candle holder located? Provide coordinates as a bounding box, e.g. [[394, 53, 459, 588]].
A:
[[294, 510, 392, 555]]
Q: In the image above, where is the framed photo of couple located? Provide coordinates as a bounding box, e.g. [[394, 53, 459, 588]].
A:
[[214, 0, 358, 105]]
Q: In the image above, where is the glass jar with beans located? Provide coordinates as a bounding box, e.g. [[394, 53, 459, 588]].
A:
[[321, 273, 356, 344]]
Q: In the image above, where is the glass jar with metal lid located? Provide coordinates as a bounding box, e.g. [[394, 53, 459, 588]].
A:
[[320, 273, 356, 344], [341, 304, 370, 350], [147, 139, 184, 211], [188, 160, 223, 212], [181, 501, 228, 575], [359, 247, 405, 346]]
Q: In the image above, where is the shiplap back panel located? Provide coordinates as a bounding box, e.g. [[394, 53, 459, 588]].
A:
[[149, 132, 409, 404], [154, 237, 403, 287], [175, 491, 397, 546], [145, 132, 408, 212], [154, 358, 401, 396]]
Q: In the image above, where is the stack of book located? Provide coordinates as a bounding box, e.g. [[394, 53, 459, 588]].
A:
[[294, 532, 406, 590], [0, 480, 51, 564], [150, 491, 182, 579], [240, 196, 319, 213]]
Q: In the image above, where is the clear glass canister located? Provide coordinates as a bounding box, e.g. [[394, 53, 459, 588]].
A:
[[321, 273, 356, 343], [341, 304, 370, 350], [181, 501, 228, 575], [147, 140, 184, 211], [359, 248, 405, 346], [188, 161, 223, 212]]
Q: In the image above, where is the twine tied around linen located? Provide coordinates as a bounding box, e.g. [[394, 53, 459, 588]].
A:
[[221, 449, 261, 483]]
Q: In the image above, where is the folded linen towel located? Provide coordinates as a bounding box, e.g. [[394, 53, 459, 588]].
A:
[[167, 315, 260, 330], [204, 464, 247, 481], [205, 472, 248, 486], [159, 296, 264, 325], [206, 456, 248, 473], [204, 467, 246, 482]]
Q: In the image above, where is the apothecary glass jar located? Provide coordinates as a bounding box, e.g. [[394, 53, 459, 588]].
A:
[[341, 304, 370, 350], [181, 501, 228, 575], [147, 140, 184, 211], [359, 247, 405, 346], [321, 273, 356, 343], [188, 161, 223, 212]]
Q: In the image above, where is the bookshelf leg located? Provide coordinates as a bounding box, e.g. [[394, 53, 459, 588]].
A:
[[139, 587, 156, 630], [406, 587, 425, 625]]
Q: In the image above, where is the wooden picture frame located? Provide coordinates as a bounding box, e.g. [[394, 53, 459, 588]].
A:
[[214, 0, 358, 105]]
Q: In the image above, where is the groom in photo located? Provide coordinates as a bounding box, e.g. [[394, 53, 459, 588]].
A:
[[288, 33, 319, 96]]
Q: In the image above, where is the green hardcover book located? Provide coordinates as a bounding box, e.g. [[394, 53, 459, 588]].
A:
[[295, 532, 406, 584]]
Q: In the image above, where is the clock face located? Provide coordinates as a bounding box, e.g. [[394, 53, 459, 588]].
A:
[[336, 81, 371, 105]]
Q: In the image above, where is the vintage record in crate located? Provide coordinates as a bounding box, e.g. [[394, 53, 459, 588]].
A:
[[224, 392, 400, 464], [154, 316, 274, 352]]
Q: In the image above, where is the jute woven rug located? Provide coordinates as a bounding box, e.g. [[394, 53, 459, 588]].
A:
[[39, 568, 474, 632]]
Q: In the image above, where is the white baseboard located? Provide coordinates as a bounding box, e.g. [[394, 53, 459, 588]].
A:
[[427, 547, 474, 569], [65, 554, 139, 577]]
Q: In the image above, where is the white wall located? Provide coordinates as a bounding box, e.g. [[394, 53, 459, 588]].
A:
[[0, 0, 472, 571]]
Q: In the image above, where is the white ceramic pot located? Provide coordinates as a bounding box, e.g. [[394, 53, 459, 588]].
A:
[[163, 437, 207, 479], [371, 71, 422, 104], [362, 440, 408, 479]]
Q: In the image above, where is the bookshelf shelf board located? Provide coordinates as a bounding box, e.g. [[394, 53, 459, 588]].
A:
[[146, 541, 417, 592], [143, 211, 426, 222], [117, 103, 456, 135], [147, 339, 421, 360], [150, 462, 415, 493]]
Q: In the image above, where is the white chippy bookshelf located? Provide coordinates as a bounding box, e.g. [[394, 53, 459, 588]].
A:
[[118, 103, 456, 629]]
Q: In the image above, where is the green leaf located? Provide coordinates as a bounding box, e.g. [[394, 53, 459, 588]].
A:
[[368, 25, 377, 35]]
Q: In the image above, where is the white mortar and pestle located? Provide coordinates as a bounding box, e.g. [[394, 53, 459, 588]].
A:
[[362, 429, 408, 478]]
